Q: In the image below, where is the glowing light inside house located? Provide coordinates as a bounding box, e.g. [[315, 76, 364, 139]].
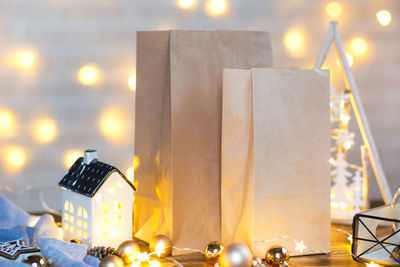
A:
[[4, 146, 26, 171], [366, 262, 379, 267], [129, 73, 136, 91], [33, 118, 57, 143], [177, 0, 195, 9], [78, 65, 100, 85], [0, 109, 15, 136], [376, 10, 392, 26], [63, 150, 82, 168], [326, 2, 342, 19], [337, 53, 354, 68], [284, 30, 305, 55], [16, 50, 36, 69], [126, 166, 134, 183], [99, 108, 127, 142], [205, 0, 227, 16], [351, 38, 368, 55]]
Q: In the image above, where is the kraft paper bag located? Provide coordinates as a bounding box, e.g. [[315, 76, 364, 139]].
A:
[[221, 68, 331, 257], [134, 31, 273, 251]]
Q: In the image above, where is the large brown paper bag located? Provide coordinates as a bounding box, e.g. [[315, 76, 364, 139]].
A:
[[134, 31, 273, 251], [221, 68, 331, 257]]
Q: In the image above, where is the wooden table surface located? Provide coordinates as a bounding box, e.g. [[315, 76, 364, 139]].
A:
[[136, 225, 367, 267]]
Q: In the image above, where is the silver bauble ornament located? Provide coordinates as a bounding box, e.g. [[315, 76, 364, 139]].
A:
[[220, 243, 252, 267]]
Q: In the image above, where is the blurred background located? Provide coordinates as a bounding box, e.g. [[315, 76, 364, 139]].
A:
[[0, 0, 398, 211]]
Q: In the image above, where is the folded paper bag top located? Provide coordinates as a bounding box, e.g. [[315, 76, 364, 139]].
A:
[[134, 30, 273, 252], [221, 68, 331, 258]]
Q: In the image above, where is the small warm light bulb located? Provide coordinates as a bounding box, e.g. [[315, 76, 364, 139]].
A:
[[0, 109, 16, 136], [205, 0, 227, 16], [340, 114, 351, 125], [177, 0, 195, 9], [129, 73, 136, 91], [351, 38, 368, 55], [294, 240, 307, 253], [78, 65, 100, 85], [348, 235, 353, 244], [63, 150, 82, 168], [337, 53, 354, 68], [126, 166, 134, 183], [366, 262, 379, 267], [284, 30, 305, 55], [58, 227, 63, 238], [33, 118, 57, 143], [16, 50, 36, 69], [343, 142, 352, 150], [149, 260, 161, 267], [4, 146, 26, 171], [326, 2, 342, 19], [376, 10, 392, 26]]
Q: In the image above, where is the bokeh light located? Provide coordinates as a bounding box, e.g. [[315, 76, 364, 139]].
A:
[[99, 108, 128, 142], [376, 10, 392, 26], [63, 150, 82, 169], [326, 2, 342, 19], [15, 50, 36, 69], [205, 0, 227, 16], [351, 38, 368, 55], [33, 118, 57, 143], [337, 53, 354, 68], [126, 166, 134, 183], [0, 109, 16, 137], [129, 72, 136, 91], [78, 65, 100, 85], [177, 0, 195, 9], [134, 155, 140, 170], [4, 146, 26, 171], [284, 29, 305, 55]]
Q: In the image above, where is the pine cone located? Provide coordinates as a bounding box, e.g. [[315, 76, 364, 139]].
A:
[[87, 246, 123, 260]]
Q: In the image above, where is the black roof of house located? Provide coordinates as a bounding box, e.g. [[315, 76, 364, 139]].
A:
[[58, 157, 135, 198]]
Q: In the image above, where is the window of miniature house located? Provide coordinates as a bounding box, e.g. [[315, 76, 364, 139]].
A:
[[77, 206, 88, 240], [63, 201, 73, 233]]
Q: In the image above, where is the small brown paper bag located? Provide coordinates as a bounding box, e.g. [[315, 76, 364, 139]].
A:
[[134, 31, 273, 251], [221, 68, 331, 257]]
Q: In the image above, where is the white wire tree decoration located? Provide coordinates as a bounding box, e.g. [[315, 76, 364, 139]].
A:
[[315, 21, 392, 223]]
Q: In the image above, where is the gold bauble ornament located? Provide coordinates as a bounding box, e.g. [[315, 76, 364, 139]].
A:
[[149, 234, 173, 257], [117, 240, 140, 264], [204, 241, 224, 265], [220, 243, 253, 267], [23, 255, 48, 267], [265, 246, 289, 267], [252, 256, 263, 267], [99, 255, 124, 267]]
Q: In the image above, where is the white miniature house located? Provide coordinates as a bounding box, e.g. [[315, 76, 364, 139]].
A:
[[59, 149, 135, 248]]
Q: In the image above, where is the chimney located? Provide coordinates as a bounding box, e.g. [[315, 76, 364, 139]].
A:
[[83, 149, 97, 165]]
